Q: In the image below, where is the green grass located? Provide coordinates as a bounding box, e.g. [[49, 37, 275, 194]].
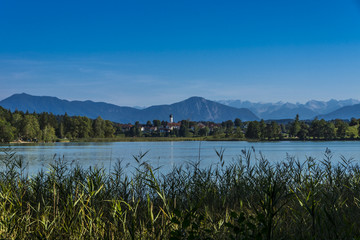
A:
[[1, 147, 360, 239]]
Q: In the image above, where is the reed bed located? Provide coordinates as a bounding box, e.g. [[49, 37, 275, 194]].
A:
[[1, 147, 360, 239]]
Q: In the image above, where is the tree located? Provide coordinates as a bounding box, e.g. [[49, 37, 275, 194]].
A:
[[0, 118, 15, 142], [297, 122, 309, 140], [69, 118, 81, 138], [42, 124, 56, 142], [11, 112, 23, 139], [192, 124, 199, 136], [310, 118, 323, 139], [245, 121, 260, 139], [77, 117, 93, 138], [127, 121, 142, 137], [198, 127, 210, 137], [62, 113, 72, 137], [179, 120, 190, 137], [349, 118, 358, 126], [289, 114, 301, 137], [93, 116, 105, 138], [146, 121, 152, 127], [22, 115, 41, 141], [104, 120, 115, 138], [334, 119, 348, 139], [58, 122, 65, 138], [223, 120, 234, 136], [153, 120, 161, 127], [271, 121, 281, 139], [234, 118, 242, 128], [234, 127, 244, 138], [224, 120, 234, 129], [259, 119, 267, 140], [323, 122, 336, 140]]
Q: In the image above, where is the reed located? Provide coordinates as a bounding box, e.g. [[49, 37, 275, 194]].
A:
[[1, 147, 360, 239]]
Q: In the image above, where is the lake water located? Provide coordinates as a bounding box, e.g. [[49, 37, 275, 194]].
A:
[[1, 141, 360, 175]]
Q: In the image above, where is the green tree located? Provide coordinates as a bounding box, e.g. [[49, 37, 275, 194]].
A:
[[290, 114, 301, 137], [77, 117, 93, 138], [192, 124, 199, 136], [133, 121, 142, 137], [0, 107, 11, 122], [93, 116, 105, 138], [198, 127, 209, 137], [62, 113, 72, 137], [58, 122, 65, 138], [223, 120, 234, 137], [245, 121, 260, 139], [234, 118, 242, 128], [179, 120, 190, 137], [104, 120, 115, 138], [224, 120, 234, 129], [271, 121, 281, 139], [146, 120, 152, 127], [153, 120, 161, 127], [310, 118, 323, 139], [324, 122, 336, 140], [11, 112, 24, 139], [234, 127, 244, 138], [334, 119, 348, 139], [0, 118, 15, 142], [349, 118, 358, 126], [297, 122, 309, 140], [22, 115, 41, 141], [259, 119, 267, 140], [42, 124, 56, 142]]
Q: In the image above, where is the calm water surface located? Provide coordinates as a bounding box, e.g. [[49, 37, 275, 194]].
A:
[[1, 141, 360, 175]]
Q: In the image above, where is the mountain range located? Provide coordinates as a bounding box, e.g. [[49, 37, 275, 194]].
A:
[[0, 93, 258, 123], [1, 93, 359, 123], [218, 99, 360, 120]]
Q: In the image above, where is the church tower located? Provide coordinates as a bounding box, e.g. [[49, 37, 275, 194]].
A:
[[169, 114, 174, 123]]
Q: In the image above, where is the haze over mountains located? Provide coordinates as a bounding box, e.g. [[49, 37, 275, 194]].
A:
[[0, 93, 359, 123]]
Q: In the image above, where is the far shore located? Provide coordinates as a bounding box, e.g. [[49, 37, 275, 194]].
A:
[[3, 136, 360, 145]]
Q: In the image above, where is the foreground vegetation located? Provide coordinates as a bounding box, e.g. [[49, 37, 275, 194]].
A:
[[1, 148, 360, 239]]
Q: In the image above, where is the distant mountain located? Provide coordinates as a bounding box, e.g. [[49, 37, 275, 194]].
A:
[[139, 97, 259, 122], [319, 104, 360, 120], [218, 99, 360, 120], [0, 93, 259, 123], [0, 93, 140, 122]]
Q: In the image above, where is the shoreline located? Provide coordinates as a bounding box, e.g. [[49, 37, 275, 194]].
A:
[[3, 137, 360, 145]]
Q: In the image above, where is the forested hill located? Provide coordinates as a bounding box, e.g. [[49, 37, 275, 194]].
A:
[[0, 93, 259, 123]]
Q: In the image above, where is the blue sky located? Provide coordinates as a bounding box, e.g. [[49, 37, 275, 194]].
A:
[[1, 0, 360, 106]]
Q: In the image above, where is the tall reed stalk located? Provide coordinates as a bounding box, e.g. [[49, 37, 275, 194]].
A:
[[1, 147, 360, 239]]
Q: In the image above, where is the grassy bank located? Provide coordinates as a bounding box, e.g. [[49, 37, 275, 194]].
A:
[[1, 148, 360, 239]]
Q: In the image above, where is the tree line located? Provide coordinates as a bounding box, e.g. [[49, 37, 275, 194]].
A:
[[128, 115, 360, 140], [1, 106, 360, 142], [0, 107, 115, 142]]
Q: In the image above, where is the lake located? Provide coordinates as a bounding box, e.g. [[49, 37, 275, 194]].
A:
[[1, 141, 360, 175]]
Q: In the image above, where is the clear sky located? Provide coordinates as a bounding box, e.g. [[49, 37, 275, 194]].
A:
[[1, 0, 360, 106]]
